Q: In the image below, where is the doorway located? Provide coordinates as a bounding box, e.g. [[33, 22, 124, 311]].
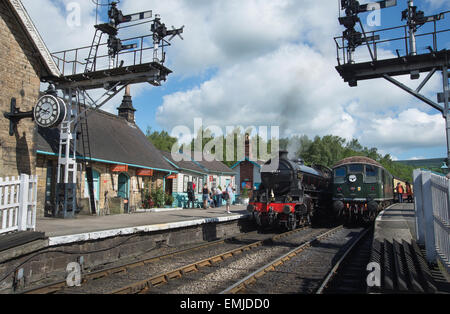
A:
[[118, 173, 130, 199]]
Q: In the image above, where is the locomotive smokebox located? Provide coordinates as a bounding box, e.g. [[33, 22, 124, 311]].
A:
[[279, 150, 289, 160]]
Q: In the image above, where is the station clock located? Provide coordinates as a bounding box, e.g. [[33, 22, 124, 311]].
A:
[[33, 95, 67, 128]]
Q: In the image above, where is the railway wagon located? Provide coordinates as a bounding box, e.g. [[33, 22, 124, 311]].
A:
[[332, 156, 394, 224], [247, 151, 332, 230]]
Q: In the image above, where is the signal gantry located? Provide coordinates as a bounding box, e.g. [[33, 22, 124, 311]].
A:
[[334, 0, 450, 169], [38, 1, 185, 218]]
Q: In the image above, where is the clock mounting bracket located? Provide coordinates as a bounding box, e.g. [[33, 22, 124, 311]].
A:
[[3, 97, 34, 136]]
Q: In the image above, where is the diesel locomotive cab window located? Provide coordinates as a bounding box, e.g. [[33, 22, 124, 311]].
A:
[[365, 165, 378, 183], [334, 167, 346, 183], [348, 164, 363, 173]]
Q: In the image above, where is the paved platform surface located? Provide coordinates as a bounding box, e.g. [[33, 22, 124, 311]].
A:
[[35, 205, 249, 246], [374, 203, 416, 244]]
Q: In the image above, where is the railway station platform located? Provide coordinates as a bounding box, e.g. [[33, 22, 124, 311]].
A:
[[374, 203, 416, 244], [371, 203, 449, 293], [36, 205, 249, 246], [0, 205, 251, 292]]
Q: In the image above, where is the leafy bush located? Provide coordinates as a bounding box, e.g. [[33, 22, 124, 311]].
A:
[[141, 182, 153, 208], [151, 187, 166, 208], [241, 188, 249, 198], [165, 193, 174, 206]]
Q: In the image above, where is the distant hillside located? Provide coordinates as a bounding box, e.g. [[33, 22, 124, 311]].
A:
[[395, 158, 447, 169]]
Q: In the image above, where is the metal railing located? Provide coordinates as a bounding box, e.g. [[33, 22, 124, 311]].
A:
[[51, 34, 172, 77], [334, 12, 450, 65], [0, 174, 38, 235], [413, 169, 449, 273]]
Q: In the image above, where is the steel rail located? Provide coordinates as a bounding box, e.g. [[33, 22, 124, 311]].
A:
[[220, 225, 344, 294], [109, 226, 311, 294], [23, 235, 245, 294], [316, 226, 372, 294]]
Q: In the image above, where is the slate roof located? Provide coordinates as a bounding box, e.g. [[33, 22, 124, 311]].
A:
[[160, 151, 207, 175], [36, 107, 176, 172], [195, 154, 235, 175]]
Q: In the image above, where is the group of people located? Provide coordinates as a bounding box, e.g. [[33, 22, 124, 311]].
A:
[[396, 182, 413, 203], [187, 182, 235, 214]]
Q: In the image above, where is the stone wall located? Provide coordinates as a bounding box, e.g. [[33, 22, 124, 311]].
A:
[[35, 154, 167, 216], [0, 0, 41, 178]]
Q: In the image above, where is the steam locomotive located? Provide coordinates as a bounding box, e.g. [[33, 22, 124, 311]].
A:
[[247, 151, 332, 230], [332, 156, 394, 224]]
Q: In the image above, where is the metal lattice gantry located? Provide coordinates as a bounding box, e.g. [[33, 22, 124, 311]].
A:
[[334, 0, 450, 164], [42, 1, 184, 218]]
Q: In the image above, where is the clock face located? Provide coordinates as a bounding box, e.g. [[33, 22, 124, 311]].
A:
[[34, 95, 66, 128]]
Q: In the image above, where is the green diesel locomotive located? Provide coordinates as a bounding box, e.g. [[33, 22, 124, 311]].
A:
[[332, 156, 394, 224]]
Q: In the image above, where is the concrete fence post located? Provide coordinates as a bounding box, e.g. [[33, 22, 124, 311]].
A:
[[413, 169, 425, 245], [17, 174, 29, 232], [421, 171, 437, 263]]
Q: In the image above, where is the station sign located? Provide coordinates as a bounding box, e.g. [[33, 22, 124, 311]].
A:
[[111, 165, 128, 172], [137, 169, 154, 176], [167, 174, 177, 179]]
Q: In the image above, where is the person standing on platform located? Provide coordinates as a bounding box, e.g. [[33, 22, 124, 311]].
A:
[[216, 186, 222, 208], [225, 183, 234, 214], [397, 183, 404, 203], [405, 182, 413, 203], [211, 187, 217, 207], [202, 184, 209, 209], [187, 183, 195, 209]]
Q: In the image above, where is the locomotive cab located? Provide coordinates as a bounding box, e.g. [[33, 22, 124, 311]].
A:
[[332, 157, 394, 224]]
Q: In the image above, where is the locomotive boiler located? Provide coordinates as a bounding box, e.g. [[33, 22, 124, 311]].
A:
[[247, 151, 332, 230]]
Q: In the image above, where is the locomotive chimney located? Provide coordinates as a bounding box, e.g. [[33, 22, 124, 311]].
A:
[[279, 150, 289, 160]]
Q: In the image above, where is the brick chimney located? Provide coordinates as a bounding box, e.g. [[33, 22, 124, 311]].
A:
[[118, 85, 136, 123], [245, 134, 252, 159]]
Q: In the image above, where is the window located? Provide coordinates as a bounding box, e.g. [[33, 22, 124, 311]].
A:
[[183, 175, 188, 193], [334, 167, 346, 184], [348, 164, 363, 173], [334, 167, 347, 177], [365, 165, 378, 177], [365, 165, 378, 183]]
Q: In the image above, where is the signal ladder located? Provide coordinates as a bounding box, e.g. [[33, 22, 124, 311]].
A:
[[85, 29, 103, 73], [77, 91, 97, 215]]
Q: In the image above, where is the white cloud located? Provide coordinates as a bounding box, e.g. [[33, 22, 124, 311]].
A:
[[360, 108, 445, 152], [21, 0, 448, 159]]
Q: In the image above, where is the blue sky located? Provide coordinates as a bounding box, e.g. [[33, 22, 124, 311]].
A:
[[23, 0, 450, 161]]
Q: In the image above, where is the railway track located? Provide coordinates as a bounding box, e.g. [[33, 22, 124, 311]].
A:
[[316, 227, 373, 294], [111, 226, 328, 294], [218, 226, 371, 294], [220, 226, 346, 294], [23, 225, 316, 294]]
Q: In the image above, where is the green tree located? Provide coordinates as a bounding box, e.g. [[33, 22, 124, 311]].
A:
[[146, 127, 178, 152]]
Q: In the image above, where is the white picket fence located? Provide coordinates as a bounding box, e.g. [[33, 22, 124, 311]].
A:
[[0, 174, 38, 235], [414, 169, 450, 273]]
